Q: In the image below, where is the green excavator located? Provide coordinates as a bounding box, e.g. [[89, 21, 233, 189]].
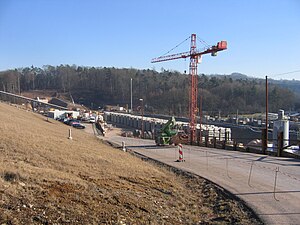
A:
[[155, 117, 189, 146]]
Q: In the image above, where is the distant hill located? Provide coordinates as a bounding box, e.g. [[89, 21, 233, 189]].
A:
[[209, 72, 252, 80], [209, 72, 300, 96], [228, 72, 251, 80], [270, 79, 300, 96]]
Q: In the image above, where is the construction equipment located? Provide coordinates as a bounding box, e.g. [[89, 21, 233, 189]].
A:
[[151, 34, 227, 144], [155, 117, 188, 146]]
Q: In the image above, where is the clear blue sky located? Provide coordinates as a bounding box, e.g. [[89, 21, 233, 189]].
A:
[[0, 0, 299, 80]]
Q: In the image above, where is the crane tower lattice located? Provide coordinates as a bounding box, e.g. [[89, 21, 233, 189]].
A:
[[151, 34, 227, 143]]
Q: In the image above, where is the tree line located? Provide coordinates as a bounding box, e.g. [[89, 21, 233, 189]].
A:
[[0, 65, 299, 116]]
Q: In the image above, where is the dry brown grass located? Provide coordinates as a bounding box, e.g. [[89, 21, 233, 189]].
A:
[[0, 101, 261, 224]]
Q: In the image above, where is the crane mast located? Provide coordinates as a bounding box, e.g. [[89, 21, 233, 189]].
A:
[[189, 34, 198, 143], [151, 34, 227, 143]]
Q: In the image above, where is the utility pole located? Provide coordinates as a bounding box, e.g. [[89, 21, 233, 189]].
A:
[[130, 78, 133, 113], [139, 98, 144, 138], [18, 73, 21, 95], [199, 90, 203, 144], [264, 75, 269, 154]]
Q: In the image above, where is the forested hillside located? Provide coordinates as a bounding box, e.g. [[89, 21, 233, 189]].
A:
[[1, 65, 299, 116]]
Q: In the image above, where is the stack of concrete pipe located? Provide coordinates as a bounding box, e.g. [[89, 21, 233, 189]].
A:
[[104, 112, 231, 142]]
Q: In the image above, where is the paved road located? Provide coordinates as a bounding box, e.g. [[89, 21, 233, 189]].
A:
[[102, 134, 300, 225]]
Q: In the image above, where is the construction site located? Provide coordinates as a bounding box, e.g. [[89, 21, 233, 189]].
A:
[[0, 96, 265, 224], [1, 32, 300, 224]]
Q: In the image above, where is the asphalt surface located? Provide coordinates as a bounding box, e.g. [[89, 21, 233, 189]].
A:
[[102, 134, 300, 225]]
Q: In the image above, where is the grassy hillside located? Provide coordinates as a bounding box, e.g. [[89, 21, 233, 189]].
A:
[[0, 102, 261, 224]]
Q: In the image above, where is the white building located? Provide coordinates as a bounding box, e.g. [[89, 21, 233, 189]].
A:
[[47, 110, 80, 119]]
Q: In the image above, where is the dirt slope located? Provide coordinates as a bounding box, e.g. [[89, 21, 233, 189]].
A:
[[0, 102, 261, 224]]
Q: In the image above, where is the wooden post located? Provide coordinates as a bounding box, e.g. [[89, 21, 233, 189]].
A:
[[222, 140, 226, 149], [213, 137, 216, 148], [277, 132, 283, 157], [122, 141, 126, 152], [197, 129, 200, 146], [262, 128, 267, 154], [68, 129, 72, 140], [205, 134, 208, 147]]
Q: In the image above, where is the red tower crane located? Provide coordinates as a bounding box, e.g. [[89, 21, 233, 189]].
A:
[[151, 34, 227, 143]]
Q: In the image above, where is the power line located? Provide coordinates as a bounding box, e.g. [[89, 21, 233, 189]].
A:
[[270, 69, 300, 78]]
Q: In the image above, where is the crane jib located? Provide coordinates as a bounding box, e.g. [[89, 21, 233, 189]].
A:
[[151, 41, 227, 63]]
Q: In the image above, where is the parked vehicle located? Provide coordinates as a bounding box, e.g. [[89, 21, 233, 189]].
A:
[[72, 122, 86, 129], [57, 117, 66, 122], [89, 116, 96, 123], [69, 120, 80, 126], [64, 119, 80, 126]]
